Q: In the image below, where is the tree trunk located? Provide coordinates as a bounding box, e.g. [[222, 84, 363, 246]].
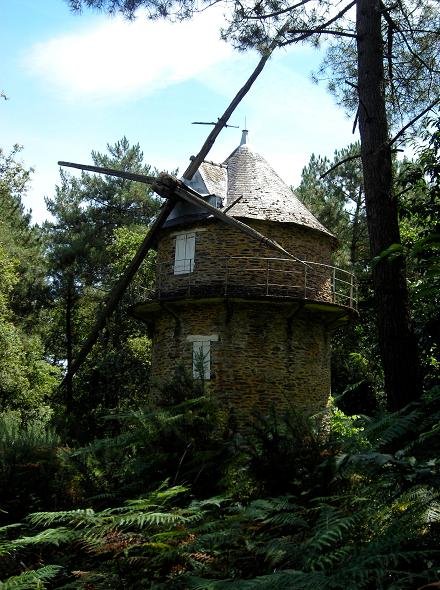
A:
[[65, 273, 75, 413], [350, 185, 364, 267], [356, 0, 421, 410]]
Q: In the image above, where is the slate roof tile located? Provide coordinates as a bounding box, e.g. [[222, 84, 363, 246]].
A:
[[179, 141, 333, 238]]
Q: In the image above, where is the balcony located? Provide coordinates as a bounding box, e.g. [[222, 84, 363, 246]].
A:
[[141, 256, 357, 311]]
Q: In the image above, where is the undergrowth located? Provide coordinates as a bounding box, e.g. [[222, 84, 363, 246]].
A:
[[1, 387, 440, 589]]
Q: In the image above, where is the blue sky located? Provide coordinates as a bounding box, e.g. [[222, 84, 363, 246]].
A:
[[2, 0, 358, 223]]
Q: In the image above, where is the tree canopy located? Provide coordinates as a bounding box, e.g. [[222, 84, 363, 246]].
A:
[[43, 138, 160, 432]]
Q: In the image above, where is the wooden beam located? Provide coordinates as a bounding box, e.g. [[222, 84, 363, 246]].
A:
[[58, 163, 306, 265], [58, 161, 158, 185], [182, 49, 273, 181], [61, 198, 176, 388]]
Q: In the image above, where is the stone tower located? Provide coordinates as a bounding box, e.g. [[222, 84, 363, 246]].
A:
[[133, 131, 356, 416]]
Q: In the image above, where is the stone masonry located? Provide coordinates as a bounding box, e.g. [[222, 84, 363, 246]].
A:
[[134, 132, 355, 419], [149, 299, 331, 417], [154, 218, 336, 304]]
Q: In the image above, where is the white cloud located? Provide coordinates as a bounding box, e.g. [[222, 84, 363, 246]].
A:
[[26, 8, 233, 101], [200, 52, 357, 185]]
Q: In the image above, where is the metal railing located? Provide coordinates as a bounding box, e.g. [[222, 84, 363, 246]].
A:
[[144, 256, 357, 310]]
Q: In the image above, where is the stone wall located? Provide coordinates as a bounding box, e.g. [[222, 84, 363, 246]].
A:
[[153, 219, 335, 303], [150, 299, 331, 417]]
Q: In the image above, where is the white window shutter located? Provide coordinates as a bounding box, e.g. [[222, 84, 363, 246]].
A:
[[185, 233, 195, 272], [174, 233, 195, 275]]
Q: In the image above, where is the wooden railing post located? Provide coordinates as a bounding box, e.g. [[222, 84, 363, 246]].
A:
[[332, 267, 336, 303], [266, 259, 270, 295], [304, 264, 307, 298], [224, 258, 229, 296]]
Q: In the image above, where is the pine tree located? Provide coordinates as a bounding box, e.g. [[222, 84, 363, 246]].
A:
[[44, 138, 160, 436], [0, 146, 57, 415]]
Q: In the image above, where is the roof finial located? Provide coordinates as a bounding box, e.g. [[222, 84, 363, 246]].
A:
[[240, 128, 249, 146]]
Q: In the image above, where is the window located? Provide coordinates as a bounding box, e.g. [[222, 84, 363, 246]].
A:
[[186, 335, 219, 380], [208, 195, 223, 208], [192, 340, 211, 380], [174, 232, 195, 275]]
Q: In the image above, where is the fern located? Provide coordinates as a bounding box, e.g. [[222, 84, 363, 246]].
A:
[[27, 509, 96, 528], [0, 565, 63, 590], [304, 508, 357, 556], [1, 527, 78, 554], [360, 406, 423, 449], [4, 393, 440, 589]]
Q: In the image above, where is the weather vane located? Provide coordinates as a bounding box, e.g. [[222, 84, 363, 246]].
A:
[[192, 118, 239, 129]]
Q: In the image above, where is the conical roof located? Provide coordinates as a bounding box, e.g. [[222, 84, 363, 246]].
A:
[[164, 134, 333, 237]]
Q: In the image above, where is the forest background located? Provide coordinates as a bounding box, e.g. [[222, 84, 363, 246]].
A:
[[1, 1, 440, 588]]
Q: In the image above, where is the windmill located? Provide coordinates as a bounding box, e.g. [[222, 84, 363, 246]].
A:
[[59, 44, 357, 419], [59, 49, 305, 387]]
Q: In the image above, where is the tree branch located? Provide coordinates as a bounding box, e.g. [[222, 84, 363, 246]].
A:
[[381, 1, 439, 75], [244, 0, 312, 21], [389, 97, 440, 146], [278, 0, 356, 46], [345, 79, 371, 121], [352, 107, 359, 134], [196, 0, 225, 13], [284, 28, 357, 39], [320, 154, 361, 179]]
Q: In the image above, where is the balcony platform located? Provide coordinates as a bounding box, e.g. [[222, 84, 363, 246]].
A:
[[135, 256, 356, 306], [132, 255, 358, 331], [132, 294, 356, 331]]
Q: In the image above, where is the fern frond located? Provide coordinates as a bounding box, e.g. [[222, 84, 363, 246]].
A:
[[362, 407, 423, 448], [0, 527, 78, 555], [112, 510, 191, 529], [0, 565, 63, 590], [27, 508, 95, 527], [184, 570, 324, 590], [125, 484, 188, 507], [305, 509, 357, 554], [262, 512, 308, 529]]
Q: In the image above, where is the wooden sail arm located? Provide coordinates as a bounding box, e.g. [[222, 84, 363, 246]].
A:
[[182, 49, 273, 181], [171, 181, 306, 266], [58, 161, 158, 185], [58, 162, 306, 265], [60, 198, 176, 388]]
